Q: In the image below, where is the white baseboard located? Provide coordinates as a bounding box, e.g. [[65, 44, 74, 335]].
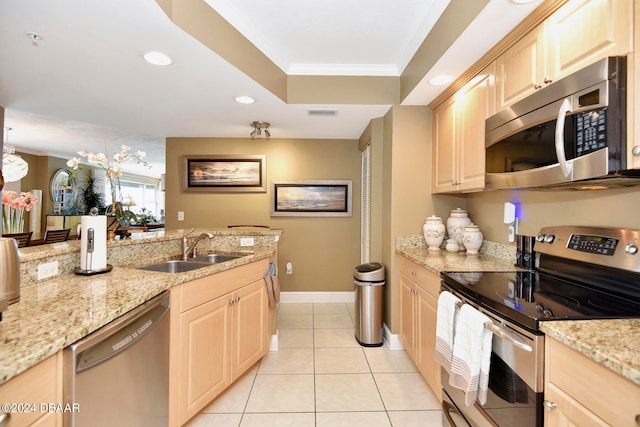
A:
[[384, 323, 404, 351], [279, 291, 356, 303], [269, 331, 279, 352]]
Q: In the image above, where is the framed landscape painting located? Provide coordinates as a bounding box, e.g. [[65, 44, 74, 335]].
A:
[[271, 180, 352, 217], [182, 154, 266, 192]]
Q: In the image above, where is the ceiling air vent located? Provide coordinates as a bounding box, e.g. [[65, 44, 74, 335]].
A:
[[307, 109, 338, 116]]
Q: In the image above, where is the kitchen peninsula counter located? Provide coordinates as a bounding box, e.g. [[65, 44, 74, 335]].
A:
[[0, 228, 281, 385]]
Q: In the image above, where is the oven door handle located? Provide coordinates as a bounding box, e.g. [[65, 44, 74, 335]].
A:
[[486, 322, 533, 352]]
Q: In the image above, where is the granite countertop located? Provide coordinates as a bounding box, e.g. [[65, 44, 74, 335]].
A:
[[541, 320, 640, 386], [396, 238, 640, 388], [0, 247, 274, 385]]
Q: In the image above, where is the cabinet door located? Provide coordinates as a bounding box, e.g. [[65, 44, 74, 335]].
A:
[[496, 24, 546, 109], [417, 290, 441, 398], [398, 273, 417, 360], [179, 296, 230, 423], [432, 96, 458, 194], [544, 383, 608, 427], [546, 0, 633, 82], [231, 279, 268, 379], [457, 64, 495, 192]]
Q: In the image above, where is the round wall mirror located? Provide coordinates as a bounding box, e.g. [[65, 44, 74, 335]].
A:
[[50, 169, 77, 214]]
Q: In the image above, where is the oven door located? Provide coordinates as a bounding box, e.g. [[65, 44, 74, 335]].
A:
[[441, 284, 545, 427]]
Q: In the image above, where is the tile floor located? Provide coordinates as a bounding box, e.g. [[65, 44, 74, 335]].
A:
[[187, 302, 444, 427]]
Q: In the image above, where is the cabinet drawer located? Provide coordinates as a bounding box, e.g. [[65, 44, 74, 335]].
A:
[[178, 259, 269, 312], [546, 338, 640, 427], [0, 353, 61, 427], [397, 256, 440, 298]]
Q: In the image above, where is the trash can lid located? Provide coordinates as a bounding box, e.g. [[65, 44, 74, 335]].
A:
[[354, 262, 385, 281]]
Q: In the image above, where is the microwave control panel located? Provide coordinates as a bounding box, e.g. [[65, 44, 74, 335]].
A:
[[575, 108, 607, 156]]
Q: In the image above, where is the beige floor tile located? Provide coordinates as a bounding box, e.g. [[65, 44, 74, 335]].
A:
[[387, 410, 444, 426], [346, 301, 356, 319], [245, 374, 315, 413], [240, 412, 315, 427], [313, 302, 349, 314], [315, 347, 369, 374], [374, 373, 441, 411], [314, 328, 360, 348], [278, 328, 314, 348], [186, 413, 242, 427], [364, 347, 419, 373], [277, 303, 313, 314], [314, 312, 354, 328], [277, 313, 313, 329], [315, 373, 385, 412], [316, 411, 391, 427], [201, 373, 255, 413], [258, 348, 314, 374]]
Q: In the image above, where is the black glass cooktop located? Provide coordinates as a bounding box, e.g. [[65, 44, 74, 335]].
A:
[[441, 270, 640, 331]]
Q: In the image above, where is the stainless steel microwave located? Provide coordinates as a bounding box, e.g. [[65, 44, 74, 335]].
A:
[[485, 56, 640, 190]]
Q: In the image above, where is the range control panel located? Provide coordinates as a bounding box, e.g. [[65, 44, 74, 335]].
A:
[[535, 226, 639, 271]]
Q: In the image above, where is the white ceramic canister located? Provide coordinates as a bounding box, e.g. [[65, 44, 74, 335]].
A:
[[423, 215, 446, 251], [445, 239, 459, 253], [462, 223, 483, 255], [447, 208, 471, 251]]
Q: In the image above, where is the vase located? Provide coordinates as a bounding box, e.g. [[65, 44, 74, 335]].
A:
[[447, 208, 471, 252], [462, 223, 483, 255], [445, 239, 460, 253], [2, 206, 25, 234], [423, 215, 445, 251]]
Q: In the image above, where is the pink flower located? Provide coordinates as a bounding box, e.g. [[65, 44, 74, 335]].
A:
[[1, 191, 38, 211]]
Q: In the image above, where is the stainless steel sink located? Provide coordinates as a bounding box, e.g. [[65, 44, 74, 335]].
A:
[[190, 253, 243, 264], [138, 260, 211, 273]]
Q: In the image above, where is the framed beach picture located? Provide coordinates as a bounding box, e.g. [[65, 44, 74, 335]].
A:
[[182, 154, 267, 192], [271, 180, 352, 217]]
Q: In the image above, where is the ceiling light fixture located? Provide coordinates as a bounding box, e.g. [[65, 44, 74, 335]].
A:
[[26, 32, 44, 47], [509, 0, 537, 4], [143, 51, 173, 66], [428, 74, 453, 86], [235, 96, 256, 104], [2, 127, 29, 182], [250, 121, 270, 138]]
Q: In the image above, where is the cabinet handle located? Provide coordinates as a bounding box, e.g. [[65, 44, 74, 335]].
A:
[[543, 400, 557, 411], [0, 412, 10, 427], [235, 296, 240, 303], [533, 82, 542, 89], [411, 271, 417, 276], [229, 299, 235, 305], [544, 76, 553, 84]]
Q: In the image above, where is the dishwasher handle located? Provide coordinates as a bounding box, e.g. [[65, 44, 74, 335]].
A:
[[71, 292, 170, 374]]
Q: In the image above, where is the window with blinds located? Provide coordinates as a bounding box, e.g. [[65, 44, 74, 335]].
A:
[[361, 144, 371, 263]]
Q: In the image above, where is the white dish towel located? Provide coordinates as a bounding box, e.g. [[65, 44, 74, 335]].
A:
[[434, 291, 461, 375], [449, 304, 494, 406]]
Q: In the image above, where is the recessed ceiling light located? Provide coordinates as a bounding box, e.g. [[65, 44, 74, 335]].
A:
[[429, 74, 453, 86], [143, 51, 172, 66], [235, 96, 256, 104]]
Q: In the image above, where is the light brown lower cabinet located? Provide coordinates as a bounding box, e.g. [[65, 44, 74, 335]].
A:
[[544, 336, 640, 427], [0, 352, 63, 427], [397, 255, 442, 399], [169, 259, 269, 426]]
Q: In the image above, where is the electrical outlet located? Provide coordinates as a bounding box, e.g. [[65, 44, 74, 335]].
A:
[[37, 261, 59, 280], [240, 237, 254, 247], [178, 211, 184, 221]]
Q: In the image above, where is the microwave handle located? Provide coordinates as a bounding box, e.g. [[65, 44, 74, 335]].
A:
[[555, 98, 574, 178]]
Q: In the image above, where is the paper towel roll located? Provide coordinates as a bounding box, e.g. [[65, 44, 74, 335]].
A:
[[80, 215, 107, 271]]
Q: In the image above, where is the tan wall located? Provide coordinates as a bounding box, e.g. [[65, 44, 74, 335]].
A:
[[165, 137, 361, 292], [465, 187, 640, 243]]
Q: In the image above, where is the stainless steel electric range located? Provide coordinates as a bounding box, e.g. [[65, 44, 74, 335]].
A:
[[439, 226, 640, 427]]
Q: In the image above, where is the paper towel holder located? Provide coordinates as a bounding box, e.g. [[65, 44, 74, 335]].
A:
[[74, 209, 113, 276]]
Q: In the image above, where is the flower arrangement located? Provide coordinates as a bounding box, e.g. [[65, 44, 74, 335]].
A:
[[2, 191, 39, 234], [66, 144, 150, 228]]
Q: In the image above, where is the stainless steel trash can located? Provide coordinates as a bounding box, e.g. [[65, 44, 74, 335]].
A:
[[354, 262, 385, 347]]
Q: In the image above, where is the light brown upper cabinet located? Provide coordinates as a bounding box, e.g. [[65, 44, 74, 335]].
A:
[[496, 0, 633, 110], [432, 63, 496, 194]]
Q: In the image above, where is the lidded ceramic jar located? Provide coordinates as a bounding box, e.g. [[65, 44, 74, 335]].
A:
[[445, 239, 460, 253], [462, 223, 483, 255], [423, 215, 446, 251], [447, 208, 472, 251]]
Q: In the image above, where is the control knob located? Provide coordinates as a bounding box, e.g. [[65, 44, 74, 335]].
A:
[[544, 234, 555, 243], [536, 234, 545, 242], [625, 243, 638, 255]]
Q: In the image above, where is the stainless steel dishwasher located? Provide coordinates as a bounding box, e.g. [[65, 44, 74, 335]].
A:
[[63, 291, 170, 427]]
